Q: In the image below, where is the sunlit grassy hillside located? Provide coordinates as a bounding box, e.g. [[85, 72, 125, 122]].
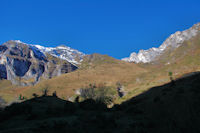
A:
[[1, 34, 200, 104]]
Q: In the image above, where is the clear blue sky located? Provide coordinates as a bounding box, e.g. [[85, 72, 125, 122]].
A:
[[1, 0, 200, 59]]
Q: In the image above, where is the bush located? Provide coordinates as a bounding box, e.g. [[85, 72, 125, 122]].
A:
[[33, 93, 39, 98], [168, 71, 175, 86], [168, 71, 173, 77], [19, 94, 22, 100], [168, 71, 173, 81], [42, 88, 49, 96], [80, 83, 116, 105], [52, 91, 57, 97], [18, 94, 27, 100]]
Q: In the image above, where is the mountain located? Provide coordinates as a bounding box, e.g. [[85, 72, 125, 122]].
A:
[[17, 22, 200, 105], [122, 23, 200, 63], [1, 22, 200, 105], [0, 40, 81, 85], [33, 43, 85, 65], [17, 54, 146, 102]]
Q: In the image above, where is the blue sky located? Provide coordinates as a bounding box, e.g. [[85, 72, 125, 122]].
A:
[[1, 0, 200, 59]]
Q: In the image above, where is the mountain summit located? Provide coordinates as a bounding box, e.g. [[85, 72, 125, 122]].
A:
[[122, 23, 200, 63], [33, 43, 85, 65]]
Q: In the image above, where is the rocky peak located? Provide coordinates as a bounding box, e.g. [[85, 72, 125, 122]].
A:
[[2, 40, 47, 61], [33, 44, 85, 65], [122, 23, 200, 63], [0, 40, 79, 86]]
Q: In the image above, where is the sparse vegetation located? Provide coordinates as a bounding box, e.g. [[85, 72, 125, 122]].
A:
[[80, 83, 116, 105]]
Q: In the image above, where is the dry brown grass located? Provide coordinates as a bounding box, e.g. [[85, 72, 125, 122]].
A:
[[20, 59, 148, 100], [1, 35, 200, 104]]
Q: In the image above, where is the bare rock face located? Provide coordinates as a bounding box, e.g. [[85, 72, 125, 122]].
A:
[[0, 64, 7, 79], [122, 23, 200, 63], [0, 40, 78, 86], [33, 44, 85, 65]]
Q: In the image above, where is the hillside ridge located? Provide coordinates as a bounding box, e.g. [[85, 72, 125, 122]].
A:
[[122, 23, 200, 63]]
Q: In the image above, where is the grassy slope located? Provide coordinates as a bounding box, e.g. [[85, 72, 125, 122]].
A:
[[1, 34, 200, 104], [20, 54, 149, 103], [0, 80, 21, 103]]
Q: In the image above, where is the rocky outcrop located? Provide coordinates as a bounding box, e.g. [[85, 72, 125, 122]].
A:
[[0, 64, 7, 79], [33, 44, 85, 65], [0, 40, 78, 86], [122, 23, 200, 63]]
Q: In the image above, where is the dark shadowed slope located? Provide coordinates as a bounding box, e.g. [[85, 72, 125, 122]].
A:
[[117, 71, 200, 133], [1, 72, 200, 133]]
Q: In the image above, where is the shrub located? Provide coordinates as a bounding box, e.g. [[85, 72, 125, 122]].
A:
[[80, 83, 116, 105], [52, 91, 57, 97], [168, 71, 175, 86], [32, 93, 39, 98], [42, 88, 49, 96], [168, 71, 173, 77], [19, 94, 22, 100], [18, 94, 27, 100], [168, 71, 173, 81]]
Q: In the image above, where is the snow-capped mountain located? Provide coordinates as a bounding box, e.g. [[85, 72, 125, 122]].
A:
[[122, 23, 200, 63], [0, 40, 83, 85], [11, 40, 85, 65], [33, 44, 85, 65]]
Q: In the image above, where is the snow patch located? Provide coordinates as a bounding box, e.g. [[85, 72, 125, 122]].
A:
[[122, 23, 200, 63]]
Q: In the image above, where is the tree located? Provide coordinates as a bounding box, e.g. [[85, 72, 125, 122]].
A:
[[169, 71, 173, 77], [42, 88, 49, 96], [19, 94, 23, 100], [168, 71, 175, 86], [168, 71, 173, 81]]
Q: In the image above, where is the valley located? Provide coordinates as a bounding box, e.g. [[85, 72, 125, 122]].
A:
[[0, 23, 200, 106]]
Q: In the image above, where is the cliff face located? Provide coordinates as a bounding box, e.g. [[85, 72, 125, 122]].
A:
[[0, 41, 78, 86]]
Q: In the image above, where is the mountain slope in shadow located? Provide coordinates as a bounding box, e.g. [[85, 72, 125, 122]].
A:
[[1, 72, 200, 133], [117, 71, 200, 133]]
